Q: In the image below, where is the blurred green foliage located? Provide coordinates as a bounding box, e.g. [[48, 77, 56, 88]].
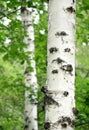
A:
[[75, 0, 89, 129], [0, 58, 24, 130]]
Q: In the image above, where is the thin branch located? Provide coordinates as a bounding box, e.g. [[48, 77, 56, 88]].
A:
[[0, 8, 21, 20]]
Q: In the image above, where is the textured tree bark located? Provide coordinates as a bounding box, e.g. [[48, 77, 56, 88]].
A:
[[45, 0, 76, 130], [21, 7, 38, 130]]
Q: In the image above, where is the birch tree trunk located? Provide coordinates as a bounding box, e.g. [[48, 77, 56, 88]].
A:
[[45, 0, 76, 130], [21, 7, 38, 130]]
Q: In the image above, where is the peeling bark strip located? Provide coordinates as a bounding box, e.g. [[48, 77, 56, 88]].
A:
[[21, 7, 38, 130], [46, 0, 75, 129]]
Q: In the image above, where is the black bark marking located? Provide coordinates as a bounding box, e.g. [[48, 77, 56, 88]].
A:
[[55, 31, 68, 37], [24, 124, 29, 129], [26, 43, 30, 46], [52, 58, 65, 64], [52, 69, 58, 74], [61, 123, 67, 128], [42, 105, 45, 111], [51, 116, 74, 128], [49, 47, 58, 53], [26, 24, 32, 27], [25, 116, 29, 121], [46, 60, 48, 66], [67, 118, 72, 125], [44, 95, 59, 106], [64, 48, 71, 52], [23, 21, 25, 24], [62, 116, 70, 122], [61, 64, 73, 73], [28, 38, 31, 41], [26, 79, 31, 81], [71, 120, 75, 127], [61, 116, 73, 128], [66, 41, 68, 43], [34, 118, 37, 120], [24, 70, 29, 74], [55, 119, 61, 125], [41, 87, 54, 95], [66, 6, 75, 13], [25, 110, 28, 113], [28, 120, 31, 123], [41, 86, 47, 94], [73, 0, 75, 3], [44, 122, 51, 129], [72, 107, 79, 116], [74, 96, 76, 100], [21, 7, 26, 13], [63, 91, 69, 97], [52, 119, 61, 127]]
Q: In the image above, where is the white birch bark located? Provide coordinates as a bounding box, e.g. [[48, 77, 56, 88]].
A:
[[21, 7, 38, 130], [45, 0, 76, 130]]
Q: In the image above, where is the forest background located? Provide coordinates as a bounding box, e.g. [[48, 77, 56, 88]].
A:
[[0, 0, 89, 130]]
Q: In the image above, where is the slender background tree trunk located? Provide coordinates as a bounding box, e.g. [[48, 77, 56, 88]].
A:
[[45, 0, 76, 130], [21, 7, 38, 130]]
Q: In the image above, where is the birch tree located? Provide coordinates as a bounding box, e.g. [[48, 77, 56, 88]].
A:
[[45, 0, 76, 130], [21, 7, 38, 130]]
